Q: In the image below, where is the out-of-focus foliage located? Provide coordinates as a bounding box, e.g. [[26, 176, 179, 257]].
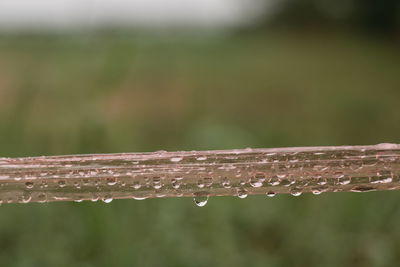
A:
[[263, 0, 400, 35]]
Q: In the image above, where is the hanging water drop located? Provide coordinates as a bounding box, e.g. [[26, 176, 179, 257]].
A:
[[155, 189, 166, 198], [193, 191, 209, 207], [312, 190, 322, 195], [193, 195, 208, 207], [22, 192, 32, 203], [37, 193, 46, 203], [132, 195, 147, 200], [102, 195, 113, 203], [351, 186, 375, 192], [266, 191, 276, 197], [290, 188, 302, 196], [237, 188, 248, 199]]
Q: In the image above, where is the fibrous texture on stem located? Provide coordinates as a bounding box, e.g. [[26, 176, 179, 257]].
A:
[[0, 143, 399, 205]]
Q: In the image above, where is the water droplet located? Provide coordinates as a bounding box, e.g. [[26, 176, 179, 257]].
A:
[[106, 177, 117, 186], [197, 179, 205, 188], [280, 179, 292, 187], [58, 180, 66, 187], [350, 160, 363, 171], [131, 181, 141, 189], [170, 157, 183, 162], [152, 177, 162, 189], [316, 178, 327, 185], [40, 181, 48, 188], [203, 177, 213, 187], [250, 180, 263, 187], [371, 171, 393, 184], [381, 177, 392, 183], [221, 177, 231, 188], [193, 196, 208, 207], [102, 196, 113, 203], [155, 189, 166, 198], [171, 178, 181, 189], [351, 186, 375, 192], [250, 175, 265, 187], [312, 190, 322, 195], [175, 189, 184, 197], [22, 192, 32, 203], [25, 181, 34, 189], [338, 176, 351, 185], [132, 196, 147, 200], [74, 181, 81, 189], [193, 191, 209, 207], [269, 177, 280, 186], [290, 188, 302, 196], [266, 191, 276, 197], [237, 188, 248, 199], [38, 193, 46, 203]]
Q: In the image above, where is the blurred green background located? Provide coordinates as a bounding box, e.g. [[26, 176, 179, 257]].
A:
[[0, 1, 400, 266]]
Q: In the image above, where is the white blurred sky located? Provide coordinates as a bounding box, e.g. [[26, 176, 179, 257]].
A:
[[0, 0, 272, 30]]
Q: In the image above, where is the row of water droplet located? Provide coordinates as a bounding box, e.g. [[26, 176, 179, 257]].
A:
[[0, 144, 399, 205], [0, 169, 394, 206]]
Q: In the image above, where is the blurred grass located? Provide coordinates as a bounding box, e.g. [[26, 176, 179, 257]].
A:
[[0, 30, 400, 266]]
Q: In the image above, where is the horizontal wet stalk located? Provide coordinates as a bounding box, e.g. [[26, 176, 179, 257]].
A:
[[0, 143, 400, 204]]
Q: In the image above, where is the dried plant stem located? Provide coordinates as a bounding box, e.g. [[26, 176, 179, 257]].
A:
[[0, 143, 400, 204]]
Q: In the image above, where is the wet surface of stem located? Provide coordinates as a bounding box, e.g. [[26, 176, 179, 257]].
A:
[[0, 143, 400, 204]]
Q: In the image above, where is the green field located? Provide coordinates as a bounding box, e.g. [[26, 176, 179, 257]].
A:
[[0, 30, 400, 266]]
